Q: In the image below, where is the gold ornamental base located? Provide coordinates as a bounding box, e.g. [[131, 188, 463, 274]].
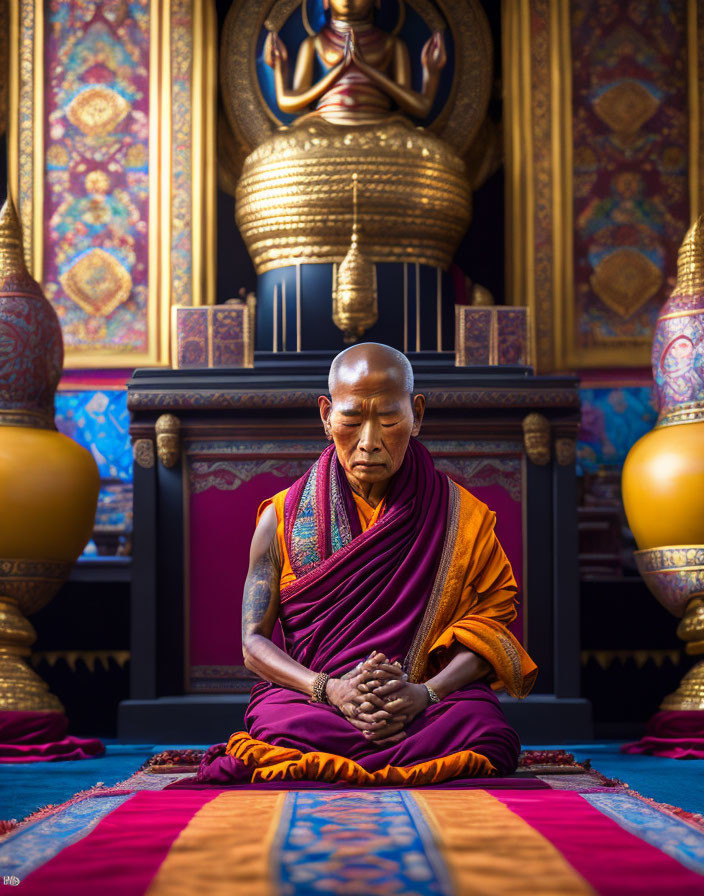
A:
[[635, 547, 704, 711], [236, 119, 472, 274], [0, 594, 63, 712]]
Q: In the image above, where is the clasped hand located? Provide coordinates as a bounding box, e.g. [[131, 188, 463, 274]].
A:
[[325, 651, 430, 746]]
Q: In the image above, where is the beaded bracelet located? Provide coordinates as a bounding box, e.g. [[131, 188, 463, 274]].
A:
[[312, 671, 330, 703], [423, 684, 441, 705]]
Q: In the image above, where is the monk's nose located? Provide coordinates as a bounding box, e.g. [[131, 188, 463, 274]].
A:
[[358, 420, 382, 452]]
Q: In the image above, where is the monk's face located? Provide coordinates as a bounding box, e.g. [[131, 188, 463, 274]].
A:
[[319, 367, 425, 496]]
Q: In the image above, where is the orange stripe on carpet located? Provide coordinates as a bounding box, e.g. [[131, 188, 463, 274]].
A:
[[413, 790, 596, 896], [145, 792, 284, 896]]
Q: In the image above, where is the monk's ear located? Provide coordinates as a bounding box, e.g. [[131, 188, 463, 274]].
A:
[[319, 395, 333, 440], [411, 393, 425, 436]]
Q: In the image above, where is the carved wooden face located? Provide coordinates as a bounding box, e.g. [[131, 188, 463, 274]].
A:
[[325, 0, 377, 22]]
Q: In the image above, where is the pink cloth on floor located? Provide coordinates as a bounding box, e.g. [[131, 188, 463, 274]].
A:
[[0, 711, 104, 762], [621, 710, 704, 759]]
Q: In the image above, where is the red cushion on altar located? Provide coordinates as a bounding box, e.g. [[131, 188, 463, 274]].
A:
[[0, 710, 104, 762], [621, 710, 704, 759]]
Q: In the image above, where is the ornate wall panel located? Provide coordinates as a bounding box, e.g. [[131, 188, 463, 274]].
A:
[[7, 0, 216, 367], [505, 0, 704, 371]]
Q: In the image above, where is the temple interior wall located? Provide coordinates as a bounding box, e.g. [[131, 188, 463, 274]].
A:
[[0, 0, 698, 737]]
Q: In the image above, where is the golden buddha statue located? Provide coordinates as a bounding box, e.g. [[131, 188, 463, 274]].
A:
[[263, 0, 446, 125], [221, 0, 492, 344]]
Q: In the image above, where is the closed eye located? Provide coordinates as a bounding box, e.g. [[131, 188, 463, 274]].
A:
[[381, 422, 399, 428]]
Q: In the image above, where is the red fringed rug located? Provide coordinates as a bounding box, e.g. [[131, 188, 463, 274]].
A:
[[1, 748, 703, 895]]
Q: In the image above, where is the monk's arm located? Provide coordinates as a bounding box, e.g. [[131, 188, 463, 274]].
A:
[[242, 507, 395, 718], [241, 505, 318, 695], [424, 644, 490, 700]]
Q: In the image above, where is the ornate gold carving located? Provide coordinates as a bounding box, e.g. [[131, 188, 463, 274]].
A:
[[654, 401, 704, 428], [635, 546, 704, 617], [522, 413, 551, 466], [555, 437, 576, 467], [634, 546, 704, 711], [660, 658, 704, 711], [0, 594, 63, 712], [590, 248, 663, 319], [133, 438, 155, 470], [674, 213, 704, 295], [0, 558, 74, 616], [0, 408, 54, 430], [592, 79, 660, 137], [0, 193, 27, 279], [155, 414, 181, 468], [471, 283, 494, 306], [332, 175, 378, 342], [66, 85, 131, 136], [60, 247, 133, 317], [236, 120, 471, 273]]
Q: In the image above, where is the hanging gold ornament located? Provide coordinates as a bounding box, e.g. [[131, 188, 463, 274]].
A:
[[332, 174, 378, 343]]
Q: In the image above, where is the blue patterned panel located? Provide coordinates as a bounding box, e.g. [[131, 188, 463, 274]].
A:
[[274, 791, 453, 896], [54, 390, 132, 482], [583, 793, 704, 875], [577, 386, 657, 474], [0, 794, 134, 881]]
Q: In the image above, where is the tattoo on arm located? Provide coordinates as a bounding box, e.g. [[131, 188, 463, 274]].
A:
[[241, 538, 281, 642]]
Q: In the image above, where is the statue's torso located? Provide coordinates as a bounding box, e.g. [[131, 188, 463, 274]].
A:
[[311, 24, 396, 125]]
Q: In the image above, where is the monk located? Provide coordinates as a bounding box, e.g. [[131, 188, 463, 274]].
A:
[[197, 343, 537, 785]]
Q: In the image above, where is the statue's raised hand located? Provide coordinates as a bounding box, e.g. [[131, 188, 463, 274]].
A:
[[421, 31, 447, 76], [264, 31, 288, 69]]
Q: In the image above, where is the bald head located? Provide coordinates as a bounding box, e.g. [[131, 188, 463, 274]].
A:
[[328, 343, 414, 397]]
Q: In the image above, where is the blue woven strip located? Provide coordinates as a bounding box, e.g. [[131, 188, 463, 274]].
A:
[[0, 793, 134, 881], [273, 790, 452, 896], [582, 793, 704, 876]]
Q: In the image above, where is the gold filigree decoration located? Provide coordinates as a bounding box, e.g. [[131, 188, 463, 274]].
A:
[[133, 439, 155, 469], [0, 558, 74, 617], [590, 248, 662, 319], [674, 213, 704, 295], [592, 79, 660, 137], [522, 413, 551, 466], [0, 595, 63, 711], [66, 85, 131, 137], [235, 119, 471, 272], [155, 414, 181, 468], [0, 195, 29, 281], [332, 174, 378, 342], [60, 247, 133, 317]]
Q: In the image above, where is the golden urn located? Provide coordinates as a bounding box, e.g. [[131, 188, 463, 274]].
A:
[[0, 198, 99, 713], [622, 215, 704, 710]]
